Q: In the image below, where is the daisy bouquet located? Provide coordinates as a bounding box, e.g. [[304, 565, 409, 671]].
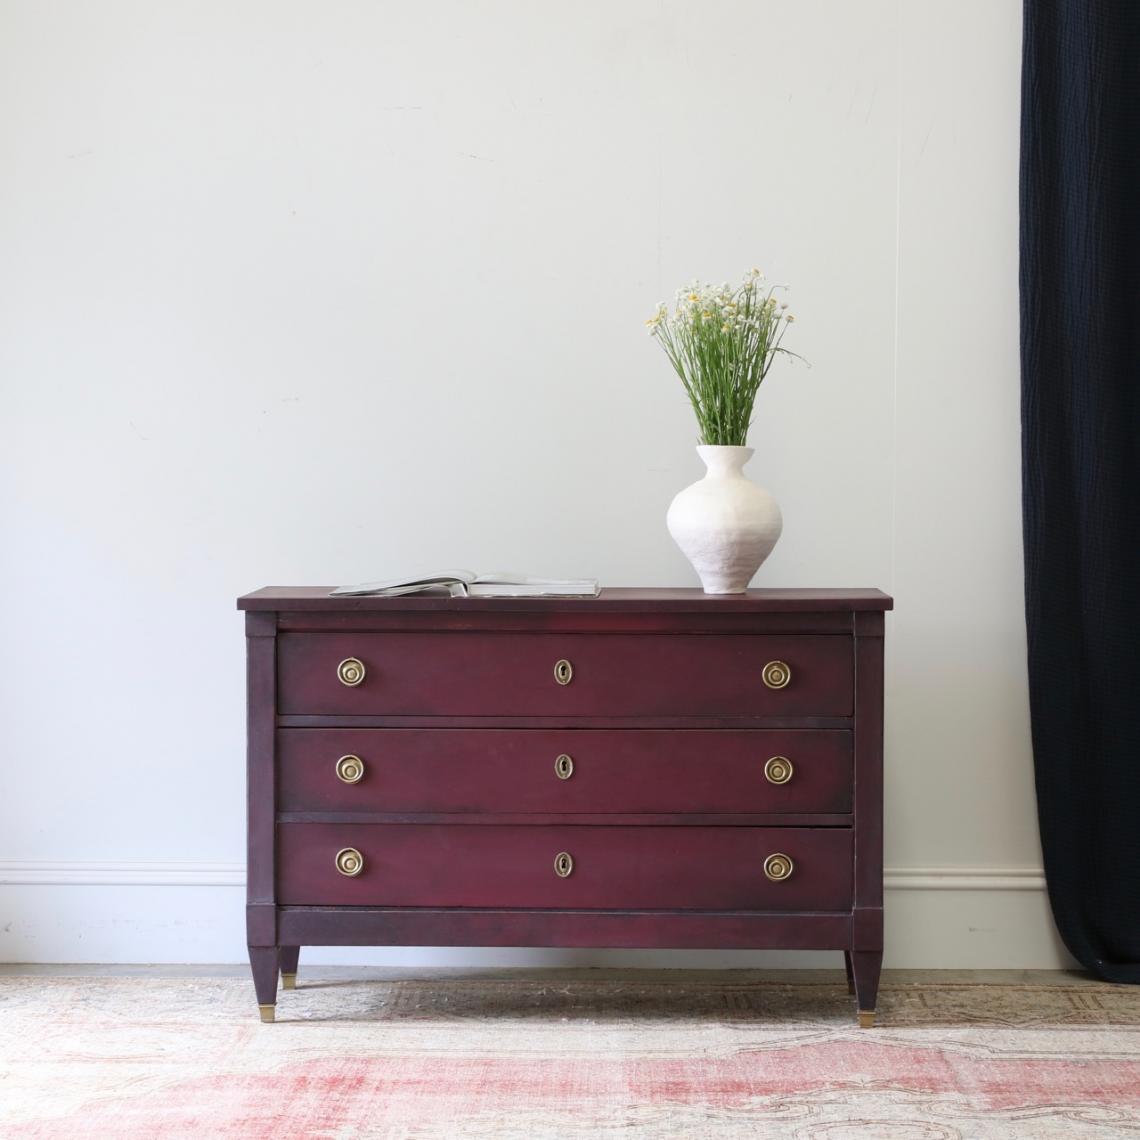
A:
[[646, 268, 798, 446]]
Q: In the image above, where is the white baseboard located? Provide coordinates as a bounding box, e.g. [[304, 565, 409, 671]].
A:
[[0, 860, 1048, 892], [886, 866, 1046, 892], [0, 860, 1067, 969], [0, 861, 246, 887]]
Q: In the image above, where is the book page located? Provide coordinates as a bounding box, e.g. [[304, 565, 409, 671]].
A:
[[330, 570, 475, 597]]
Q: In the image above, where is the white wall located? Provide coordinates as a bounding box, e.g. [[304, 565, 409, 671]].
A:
[[1, 0, 1062, 967]]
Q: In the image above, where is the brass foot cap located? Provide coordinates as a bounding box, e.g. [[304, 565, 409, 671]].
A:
[[259, 1004, 276, 1024], [281, 973, 297, 991], [857, 1010, 876, 1029]]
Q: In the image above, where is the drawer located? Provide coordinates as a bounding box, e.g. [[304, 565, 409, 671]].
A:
[[277, 823, 853, 910], [277, 728, 852, 814], [276, 632, 853, 717]]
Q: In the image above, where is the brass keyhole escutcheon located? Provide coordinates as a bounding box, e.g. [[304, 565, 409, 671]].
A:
[[555, 753, 574, 780], [762, 660, 791, 690], [337, 657, 366, 687], [335, 847, 364, 877], [554, 659, 574, 686], [763, 853, 794, 882], [554, 851, 574, 878], [763, 756, 794, 785], [335, 754, 365, 784]]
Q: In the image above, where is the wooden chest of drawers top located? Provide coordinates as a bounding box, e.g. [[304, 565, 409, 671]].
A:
[[238, 586, 893, 618]]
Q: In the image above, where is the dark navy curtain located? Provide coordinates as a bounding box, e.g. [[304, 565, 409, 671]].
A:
[[1021, 0, 1140, 982]]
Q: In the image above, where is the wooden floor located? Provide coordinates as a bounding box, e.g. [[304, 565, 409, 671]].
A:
[[0, 963, 1103, 985]]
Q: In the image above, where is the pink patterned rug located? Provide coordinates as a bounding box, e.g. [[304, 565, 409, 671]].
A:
[[1, 973, 1138, 1138]]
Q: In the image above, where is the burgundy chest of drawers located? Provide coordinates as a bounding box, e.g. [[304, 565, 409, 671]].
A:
[[238, 587, 892, 1026]]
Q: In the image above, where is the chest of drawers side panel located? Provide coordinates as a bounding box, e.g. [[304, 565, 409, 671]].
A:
[[245, 611, 278, 948], [853, 610, 885, 951]]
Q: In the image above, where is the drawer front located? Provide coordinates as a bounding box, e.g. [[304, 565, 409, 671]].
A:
[[277, 823, 853, 910], [277, 632, 853, 717], [278, 728, 852, 814]]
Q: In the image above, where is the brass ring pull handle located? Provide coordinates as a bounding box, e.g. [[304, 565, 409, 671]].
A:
[[554, 851, 574, 878], [554, 659, 574, 686], [762, 660, 791, 690], [335, 847, 364, 877], [763, 853, 794, 882], [336, 657, 366, 687], [763, 756, 794, 785], [554, 753, 574, 780], [335, 754, 365, 784]]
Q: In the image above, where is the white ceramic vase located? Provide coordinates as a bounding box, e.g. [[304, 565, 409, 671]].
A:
[[667, 445, 783, 594]]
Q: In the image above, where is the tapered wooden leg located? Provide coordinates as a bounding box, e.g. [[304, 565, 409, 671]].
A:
[[850, 950, 882, 1028], [279, 945, 300, 990], [249, 946, 279, 1022], [843, 950, 856, 995]]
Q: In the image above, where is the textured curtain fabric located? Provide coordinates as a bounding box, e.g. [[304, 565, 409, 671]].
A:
[[1021, 0, 1140, 981]]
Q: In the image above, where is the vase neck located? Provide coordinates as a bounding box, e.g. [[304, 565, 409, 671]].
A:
[[697, 445, 754, 478]]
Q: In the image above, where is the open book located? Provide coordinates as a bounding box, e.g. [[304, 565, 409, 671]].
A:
[[330, 570, 600, 599]]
